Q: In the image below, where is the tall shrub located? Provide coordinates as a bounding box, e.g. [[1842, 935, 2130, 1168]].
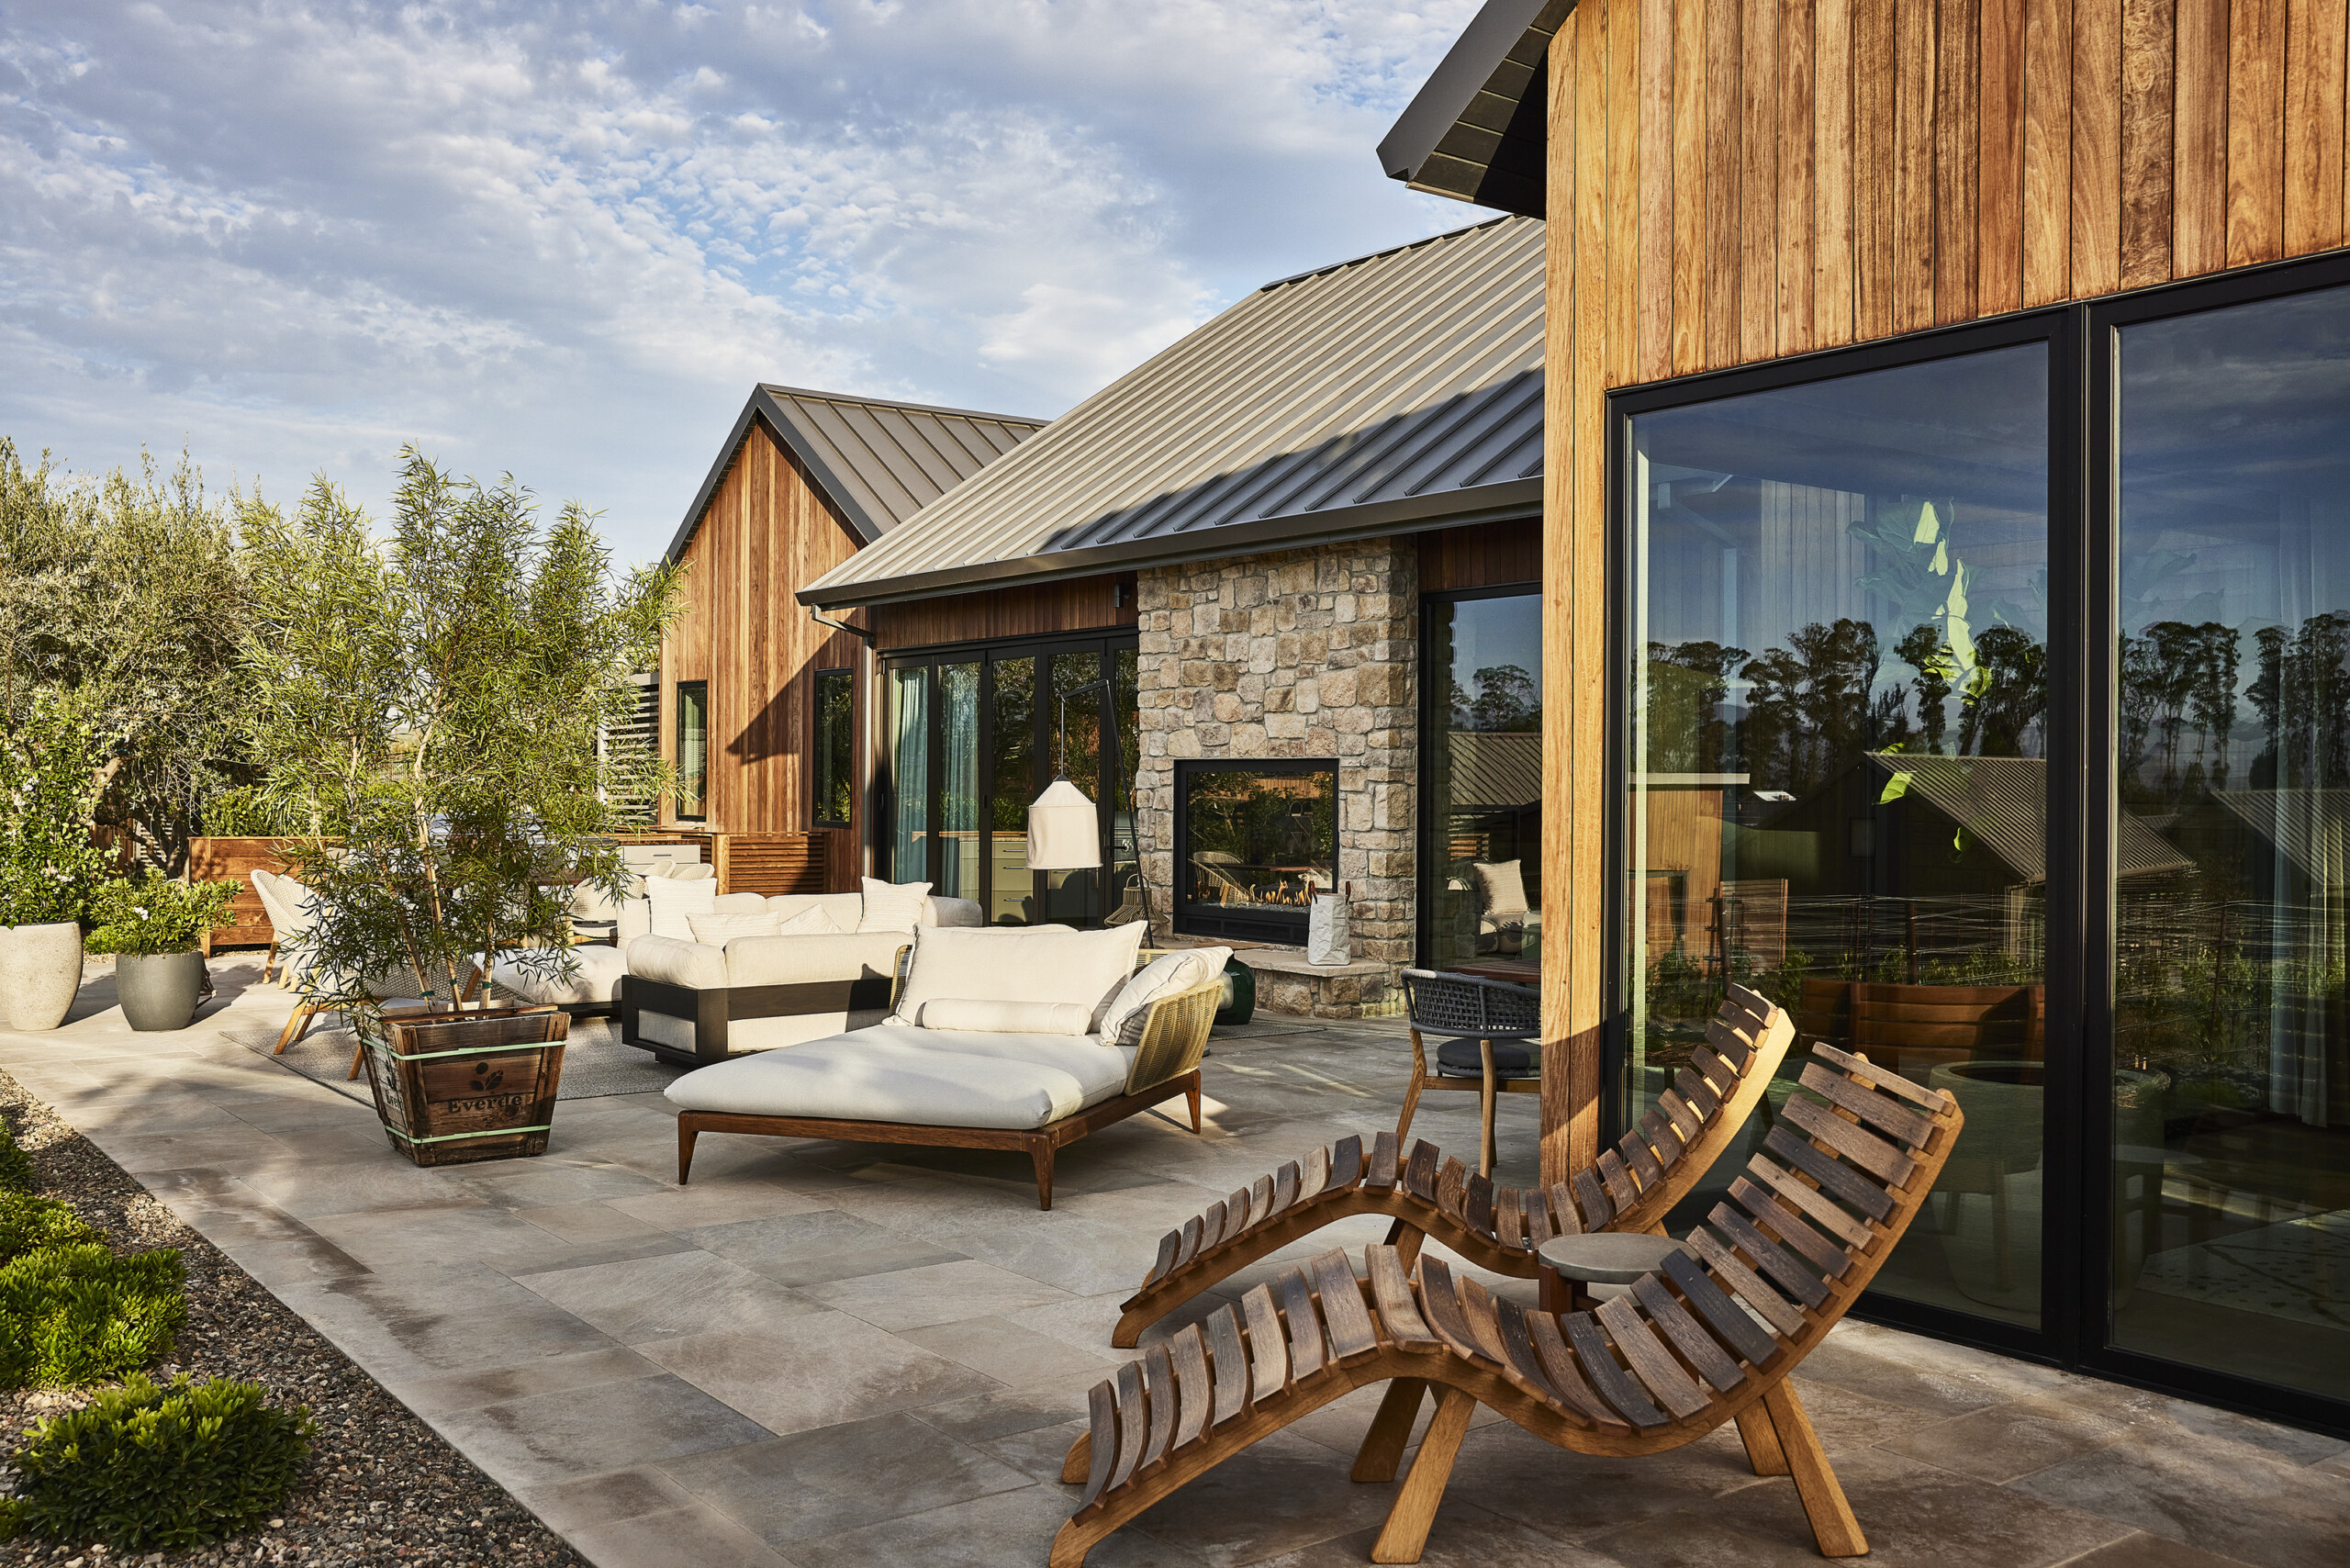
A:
[[237, 446, 677, 1012], [0, 688, 117, 927]]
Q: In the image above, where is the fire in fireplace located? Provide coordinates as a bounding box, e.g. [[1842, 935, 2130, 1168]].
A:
[[1174, 760, 1338, 943]]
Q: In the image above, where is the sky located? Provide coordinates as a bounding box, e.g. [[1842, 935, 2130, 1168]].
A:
[[0, 1, 1486, 566]]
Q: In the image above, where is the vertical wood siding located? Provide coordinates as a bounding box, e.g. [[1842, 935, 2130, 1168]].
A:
[[664, 420, 868, 847], [1537, 0, 2350, 1184]]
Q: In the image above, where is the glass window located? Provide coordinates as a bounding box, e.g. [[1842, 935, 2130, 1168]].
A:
[[812, 668, 852, 827], [939, 661, 981, 903], [1627, 342, 2051, 1327], [675, 680, 708, 822], [1427, 593, 1543, 975], [1041, 651, 1104, 924], [890, 666, 929, 882], [2112, 282, 2350, 1399], [990, 655, 1036, 924]]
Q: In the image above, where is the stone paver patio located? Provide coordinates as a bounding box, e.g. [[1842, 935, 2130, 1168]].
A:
[[4, 954, 2346, 1568]]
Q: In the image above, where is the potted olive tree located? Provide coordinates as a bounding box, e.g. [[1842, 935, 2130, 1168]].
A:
[[84, 871, 239, 1030], [0, 689, 118, 1031], [237, 448, 675, 1164]]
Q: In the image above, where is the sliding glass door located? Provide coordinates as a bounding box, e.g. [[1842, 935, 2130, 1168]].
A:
[[884, 633, 1139, 927]]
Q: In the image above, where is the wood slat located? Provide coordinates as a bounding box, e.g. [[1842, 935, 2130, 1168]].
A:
[[1310, 1249, 1379, 1362], [1466, 1172, 1498, 1237], [1595, 1295, 1712, 1418], [1145, 1229, 1181, 1286], [1706, 1015, 1758, 1070], [1782, 1095, 1919, 1185], [1732, 1175, 1855, 1277], [1139, 1343, 1178, 1470], [1279, 1268, 1326, 1380], [1080, 1379, 1118, 1507], [1493, 1295, 1578, 1415], [1672, 0, 1711, 372], [1242, 1284, 1289, 1402], [1528, 1309, 1632, 1427], [2284, 0, 2348, 253], [1562, 1310, 1673, 1428], [1457, 1277, 1513, 1364], [1302, 1144, 1331, 1200], [1705, 0, 1746, 366], [1644, 1108, 1686, 1170], [1640, 0, 1678, 381], [1169, 1326, 1212, 1450], [1404, 1141, 1440, 1202], [1598, 1149, 1640, 1211], [1498, 1186, 1526, 1249], [1933, 0, 1983, 323], [1327, 1134, 1363, 1192], [1526, 1185, 1556, 1247], [1894, 0, 1937, 331], [1273, 1159, 1302, 1215], [1174, 1215, 1203, 1271], [1741, 0, 1782, 361], [1663, 1247, 1784, 1366], [1799, 1062, 1939, 1148], [1708, 1201, 1833, 1308], [1369, 1245, 1439, 1349], [2072, 0, 2123, 296], [1108, 1361, 1148, 1490], [1675, 1065, 1721, 1119], [1807, 1040, 1953, 1110], [1750, 1152, 1879, 1249], [1980, 0, 2029, 312], [1207, 1305, 1250, 1424], [1248, 1174, 1274, 1230], [1658, 1088, 1703, 1142], [1853, 0, 1897, 334], [2118, 0, 2175, 286], [1691, 1044, 1737, 1095], [1196, 1199, 1229, 1254], [1366, 1130, 1400, 1191], [1765, 1125, 1897, 1221], [1689, 1225, 1809, 1337], [1631, 1272, 1750, 1393], [1413, 1258, 1492, 1364], [1437, 1156, 1471, 1220], [2228, 0, 2288, 266], [1572, 1167, 1615, 1229], [1550, 1180, 1584, 1236], [1225, 1187, 1252, 1238], [1618, 1127, 1665, 1189]]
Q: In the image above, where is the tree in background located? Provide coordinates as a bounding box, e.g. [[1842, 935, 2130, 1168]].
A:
[[237, 446, 677, 1012]]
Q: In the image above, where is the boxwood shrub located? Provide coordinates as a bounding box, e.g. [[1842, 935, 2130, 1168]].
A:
[[0, 1373, 316, 1551], [0, 1243, 185, 1389]]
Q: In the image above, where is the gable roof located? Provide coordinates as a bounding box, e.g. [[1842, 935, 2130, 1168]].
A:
[[1863, 754, 2192, 884], [666, 385, 1046, 564], [799, 217, 1546, 610], [1376, 0, 1567, 218], [2208, 788, 2350, 886]]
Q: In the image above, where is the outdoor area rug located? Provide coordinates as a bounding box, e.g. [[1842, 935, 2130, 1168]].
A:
[[224, 1014, 685, 1108], [2136, 1208, 2350, 1331]]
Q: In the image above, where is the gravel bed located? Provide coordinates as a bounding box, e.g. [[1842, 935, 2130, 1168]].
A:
[[0, 1069, 587, 1568]]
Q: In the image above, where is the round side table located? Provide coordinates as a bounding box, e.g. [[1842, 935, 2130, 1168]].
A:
[[1536, 1233, 1690, 1312]]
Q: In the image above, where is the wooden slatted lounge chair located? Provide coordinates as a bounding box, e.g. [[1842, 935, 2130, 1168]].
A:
[[1050, 1042, 1961, 1565], [1100, 981, 1794, 1350]]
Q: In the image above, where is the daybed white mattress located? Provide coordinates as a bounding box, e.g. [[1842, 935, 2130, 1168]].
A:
[[663, 1025, 1139, 1130]]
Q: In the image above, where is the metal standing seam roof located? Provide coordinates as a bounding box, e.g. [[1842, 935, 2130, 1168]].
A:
[[2208, 788, 2350, 886], [1375, 0, 1567, 218], [665, 385, 1046, 564], [799, 216, 1547, 609], [1864, 754, 2193, 884], [1445, 731, 1544, 809]]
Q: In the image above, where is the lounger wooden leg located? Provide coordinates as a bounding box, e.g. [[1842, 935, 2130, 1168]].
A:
[[1477, 1044, 1498, 1178], [346, 1040, 366, 1081], [1350, 1377, 1427, 1483], [274, 1003, 317, 1054], [1735, 1403, 1790, 1475], [1030, 1137, 1056, 1211], [263, 941, 278, 984], [677, 1118, 700, 1184], [1185, 1071, 1202, 1132], [1393, 1069, 1425, 1148], [1762, 1382, 1866, 1557], [1371, 1385, 1473, 1563]]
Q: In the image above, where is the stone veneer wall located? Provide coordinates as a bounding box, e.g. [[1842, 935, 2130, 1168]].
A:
[[1134, 540, 1417, 1005]]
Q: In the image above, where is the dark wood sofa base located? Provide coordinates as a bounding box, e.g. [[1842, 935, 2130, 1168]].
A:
[[675, 1069, 1204, 1210], [621, 970, 900, 1069]]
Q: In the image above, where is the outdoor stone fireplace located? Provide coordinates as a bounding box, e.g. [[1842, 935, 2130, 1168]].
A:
[[1134, 539, 1417, 1014]]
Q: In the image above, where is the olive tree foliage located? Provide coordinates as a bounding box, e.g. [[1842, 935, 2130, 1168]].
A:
[[0, 441, 245, 870], [238, 446, 678, 1014]]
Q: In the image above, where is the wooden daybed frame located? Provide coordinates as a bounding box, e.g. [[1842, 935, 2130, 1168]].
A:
[[674, 976, 1225, 1210]]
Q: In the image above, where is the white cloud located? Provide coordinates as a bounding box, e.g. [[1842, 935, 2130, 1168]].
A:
[[0, 0, 1484, 562]]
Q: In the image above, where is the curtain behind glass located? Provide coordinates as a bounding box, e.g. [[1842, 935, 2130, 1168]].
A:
[[939, 662, 980, 902], [990, 655, 1036, 924], [890, 666, 929, 885]]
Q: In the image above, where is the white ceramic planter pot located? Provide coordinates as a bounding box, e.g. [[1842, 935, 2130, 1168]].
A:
[[0, 921, 85, 1031]]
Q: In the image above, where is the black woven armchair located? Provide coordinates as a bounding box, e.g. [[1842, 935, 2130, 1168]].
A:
[[1396, 968, 1541, 1177]]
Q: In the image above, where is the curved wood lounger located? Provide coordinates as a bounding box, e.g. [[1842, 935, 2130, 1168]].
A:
[[1050, 1042, 1960, 1565], [1103, 982, 1796, 1350]]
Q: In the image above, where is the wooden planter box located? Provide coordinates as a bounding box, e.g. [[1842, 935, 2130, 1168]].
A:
[[359, 1005, 568, 1167], [186, 836, 314, 954]]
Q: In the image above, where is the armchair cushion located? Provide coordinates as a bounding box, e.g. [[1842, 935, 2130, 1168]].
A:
[[1472, 859, 1529, 915], [769, 892, 863, 931], [626, 935, 727, 991], [721, 931, 909, 988], [1100, 946, 1229, 1047], [687, 911, 783, 945], [888, 923, 1145, 1033], [858, 878, 933, 933], [665, 1025, 1136, 1129], [646, 875, 718, 939]]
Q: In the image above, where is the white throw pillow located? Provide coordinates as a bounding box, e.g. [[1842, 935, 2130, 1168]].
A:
[[1100, 946, 1230, 1047], [919, 998, 1094, 1035], [889, 923, 1147, 1031], [645, 874, 719, 940], [859, 877, 934, 933], [774, 905, 841, 936], [687, 911, 784, 945], [1472, 859, 1530, 915]]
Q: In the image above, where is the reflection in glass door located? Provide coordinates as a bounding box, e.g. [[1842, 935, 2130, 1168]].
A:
[[2111, 282, 2350, 1401], [938, 662, 981, 904], [1425, 591, 1544, 975], [990, 655, 1036, 924], [1626, 342, 2053, 1327]]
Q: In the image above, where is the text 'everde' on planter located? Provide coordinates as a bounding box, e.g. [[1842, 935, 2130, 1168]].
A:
[[358, 1005, 568, 1167]]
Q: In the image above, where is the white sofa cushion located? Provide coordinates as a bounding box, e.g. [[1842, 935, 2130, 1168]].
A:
[[774, 905, 841, 936], [492, 944, 629, 1004], [924, 896, 985, 928], [889, 923, 1145, 1033], [646, 875, 719, 939], [665, 1025, 1136, 1129], [722, 931, 911, 987], [918, 998, 1093, 1036], [626, 935, 727, 991], [1100, 946, 1230, 1047], [771, 892, 863, 931], [859, 878, 933, 933], [688, 911, 783, 945]]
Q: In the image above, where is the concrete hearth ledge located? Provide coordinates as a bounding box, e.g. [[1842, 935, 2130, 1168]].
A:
[[3, 953, 2344, 1568]]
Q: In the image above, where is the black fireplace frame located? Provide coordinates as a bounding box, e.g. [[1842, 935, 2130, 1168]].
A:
[[1171, 757, 1339, 944]]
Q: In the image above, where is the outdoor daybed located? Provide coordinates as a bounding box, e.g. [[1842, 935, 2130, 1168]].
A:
[[666, 926, 1229, 1208]]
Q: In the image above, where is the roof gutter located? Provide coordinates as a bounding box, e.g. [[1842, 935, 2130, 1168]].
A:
[[795, 476, 1543, 610]]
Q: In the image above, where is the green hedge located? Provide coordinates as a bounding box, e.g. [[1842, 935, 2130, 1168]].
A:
[[0, 1373, 315, 1551]]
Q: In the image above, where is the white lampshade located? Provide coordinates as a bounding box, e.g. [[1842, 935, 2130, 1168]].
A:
[[1026, 778, 1102, 869]]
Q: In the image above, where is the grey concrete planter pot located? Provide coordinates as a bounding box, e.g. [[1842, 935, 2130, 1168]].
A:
[[0, 922, 85, 1031], [117, 949, 208, 1032]]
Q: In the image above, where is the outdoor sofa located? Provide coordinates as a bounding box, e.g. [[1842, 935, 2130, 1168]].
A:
[[665, 925, 1230, 1208]]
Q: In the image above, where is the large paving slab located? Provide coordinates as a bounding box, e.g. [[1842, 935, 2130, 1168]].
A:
[[2, 953, 2342, 1568]]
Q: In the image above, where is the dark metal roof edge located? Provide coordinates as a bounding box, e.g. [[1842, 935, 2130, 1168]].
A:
[[666, 386, 1047, 565], [1254, 215, 1518, 293], [1376, 0, 1562, 206], [797, 476, 1543, 610]]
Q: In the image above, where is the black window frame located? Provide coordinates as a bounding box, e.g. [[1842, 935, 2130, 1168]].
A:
[[811, 666, 854, 829], [1417, 581, 1542, 971], [1603, 245, 2350, 1439], [674, 678, 710, 823]]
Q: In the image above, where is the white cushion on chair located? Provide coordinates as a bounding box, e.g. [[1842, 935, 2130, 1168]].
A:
[[1099, 946, 1229, 1047], [858, 878, 933, 933], [917, 998, 1093, 1036], [770, 893, 863, 932], [664, 1025, 1136, 1129], [888, 923, 1145, 1032], [1472, 860, 1529, 915], [646, 875, 719, 940], [626, 935, 727, 991], [687, 911, 783, 945]]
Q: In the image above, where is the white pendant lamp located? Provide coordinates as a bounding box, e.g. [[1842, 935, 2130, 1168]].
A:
[[1026, 777, 1103, 869]]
